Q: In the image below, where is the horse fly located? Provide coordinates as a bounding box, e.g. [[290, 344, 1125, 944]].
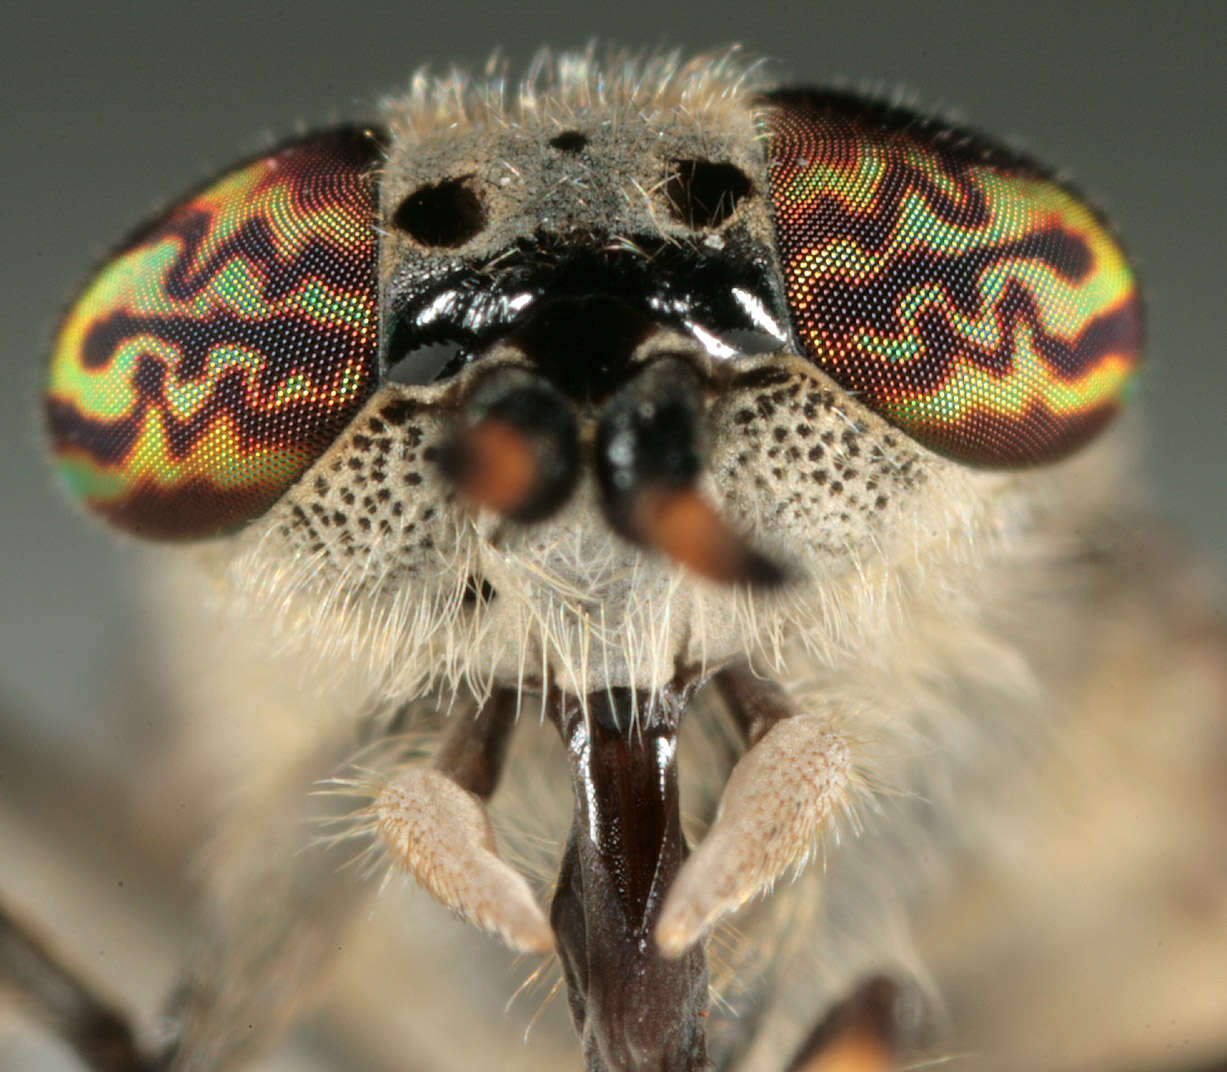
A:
[[12, 47, 1227, 1072]]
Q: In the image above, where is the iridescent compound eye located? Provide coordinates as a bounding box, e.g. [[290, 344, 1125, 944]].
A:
[[45, 127, 385, 539], [760, 90, 1143, 466]]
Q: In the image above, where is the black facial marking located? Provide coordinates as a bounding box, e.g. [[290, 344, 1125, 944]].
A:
[[393, 177, 486, 248], [384, 237, 787, 403], [549, 130, 588, 153], [665, 159, 753, 229], [510, 295, 655, 404]]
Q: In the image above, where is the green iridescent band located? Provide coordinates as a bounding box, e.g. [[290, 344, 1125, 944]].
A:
[[46, 127, 384, 538], [762, 90, 1143, 466]]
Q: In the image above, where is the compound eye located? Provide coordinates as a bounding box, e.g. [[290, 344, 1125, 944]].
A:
[[760, 91, 1143, 467], [45, 126, 385, 539]]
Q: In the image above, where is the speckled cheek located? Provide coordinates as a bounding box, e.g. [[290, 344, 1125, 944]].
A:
[[261, 387, 465, 583], [708, 360, 932, 560]]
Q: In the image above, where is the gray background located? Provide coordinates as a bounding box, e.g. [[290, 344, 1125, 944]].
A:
[[2, 4, 1224, 771]]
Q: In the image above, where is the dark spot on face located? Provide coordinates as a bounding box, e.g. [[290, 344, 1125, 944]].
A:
[[549, 130, 588, 153], [380, 400, 414, 425], [393, 177, 486, 248], [665, 159, 753, 229], [462, 575, 498, 604], [732, 367, 793, 391]]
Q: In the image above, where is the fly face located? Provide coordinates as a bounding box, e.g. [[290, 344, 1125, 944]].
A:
[[212, 63, 1138, 705], [32, 50, 1203, 1072]]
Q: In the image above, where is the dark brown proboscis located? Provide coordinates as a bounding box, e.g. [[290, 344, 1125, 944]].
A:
[[549, 684, 709, 1071]]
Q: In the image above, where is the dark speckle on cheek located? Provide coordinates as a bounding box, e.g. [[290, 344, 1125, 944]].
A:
[[712, 367, 927, 546]]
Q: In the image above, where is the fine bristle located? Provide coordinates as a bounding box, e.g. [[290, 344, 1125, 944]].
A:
[[386, 45, 772, 137]]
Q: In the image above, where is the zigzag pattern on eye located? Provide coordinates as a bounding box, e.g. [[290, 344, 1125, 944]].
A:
[[772, 162, 1135, 378], [45, 130, 382, 536], [148, 207, 367, 309], [778, 144, 1000, 239], [55, 194, 376, 453], [799, 254, 1138, 385], [763, 93, 1143, 465], [771, 160, 1130, 383], [53, 307, 374, 463]]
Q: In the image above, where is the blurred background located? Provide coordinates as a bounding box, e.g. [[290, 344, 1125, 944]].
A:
[[1, 2, 1223, 1069]]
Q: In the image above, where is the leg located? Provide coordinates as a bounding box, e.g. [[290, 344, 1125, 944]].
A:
[[0, 897, 150, 1072], [786, 976, 902, 1072]]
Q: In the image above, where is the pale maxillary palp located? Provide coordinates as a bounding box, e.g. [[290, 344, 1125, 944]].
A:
[[372, 689, 553, 954], [656, 666, 852, 958]]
